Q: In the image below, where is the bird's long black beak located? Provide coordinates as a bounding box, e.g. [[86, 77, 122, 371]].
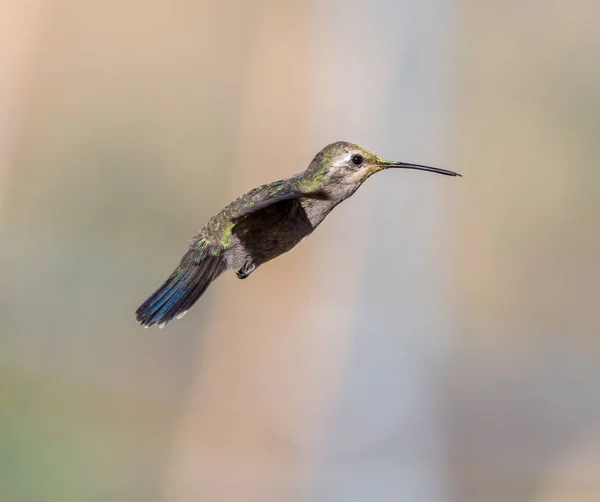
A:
[[382, 161, 461, 177]]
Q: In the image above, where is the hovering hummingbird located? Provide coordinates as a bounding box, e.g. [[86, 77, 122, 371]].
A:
[[136, 141, 461, 328]]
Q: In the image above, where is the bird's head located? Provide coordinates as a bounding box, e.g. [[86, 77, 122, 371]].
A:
[[300, 141, 460, 198]]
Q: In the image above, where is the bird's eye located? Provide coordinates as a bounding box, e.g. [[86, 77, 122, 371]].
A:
[[351, 154, 363, 166]]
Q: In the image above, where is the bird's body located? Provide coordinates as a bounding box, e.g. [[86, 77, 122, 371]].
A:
[[136, 141, 460, 328]]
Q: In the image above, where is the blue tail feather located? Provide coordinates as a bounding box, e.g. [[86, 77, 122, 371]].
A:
[[136, 254, 224, 328]]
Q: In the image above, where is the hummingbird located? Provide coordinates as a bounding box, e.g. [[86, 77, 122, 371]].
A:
[[136, 141, 461, 328]]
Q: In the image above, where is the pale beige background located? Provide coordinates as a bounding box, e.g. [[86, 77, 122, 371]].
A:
[[1, 1, 599, 501]]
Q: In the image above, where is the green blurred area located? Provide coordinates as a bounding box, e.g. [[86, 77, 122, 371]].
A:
[[1, 370, 170, 502]]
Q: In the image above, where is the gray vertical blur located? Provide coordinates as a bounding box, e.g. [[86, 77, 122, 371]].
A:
[[1, 1, 599, 502], [302, 1, 456, 501]]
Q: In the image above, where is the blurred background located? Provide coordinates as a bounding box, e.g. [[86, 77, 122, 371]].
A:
[[1, 1, 599, 501]]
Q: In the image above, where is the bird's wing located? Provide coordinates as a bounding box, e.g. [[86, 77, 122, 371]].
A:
[[231, 188, 329, 222]]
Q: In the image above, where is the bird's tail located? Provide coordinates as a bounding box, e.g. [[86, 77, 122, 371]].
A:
[[136, 251, 225, 328]]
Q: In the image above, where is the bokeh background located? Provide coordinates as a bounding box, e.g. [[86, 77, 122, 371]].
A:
[[1, 1, 599, 501]]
